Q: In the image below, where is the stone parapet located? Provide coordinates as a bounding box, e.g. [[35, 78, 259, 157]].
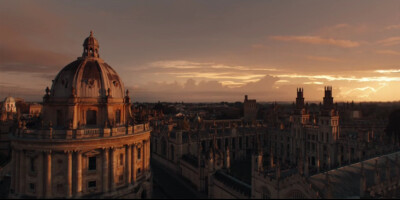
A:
[[13, 123, 151, 140]]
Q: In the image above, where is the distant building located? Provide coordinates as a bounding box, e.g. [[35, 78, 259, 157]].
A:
[[2, 97, 16, 114], [243, 95, 257, 122], [150, 86, 400, 199], [28, 103, 42, 118]]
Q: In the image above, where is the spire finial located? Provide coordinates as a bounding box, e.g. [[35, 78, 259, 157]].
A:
[[90, 30, 93, 36]]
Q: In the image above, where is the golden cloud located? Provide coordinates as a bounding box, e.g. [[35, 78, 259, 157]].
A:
[[376, 37, 400, 46], [269, 35, 360, 48], [306, 56, 341, 62], [375, 50, 400, 56]]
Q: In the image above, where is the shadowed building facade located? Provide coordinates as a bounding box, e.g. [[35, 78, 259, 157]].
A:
[[243, 95, 257, 122], [9, 32, 152, 198], [150, 86, 400, 199]]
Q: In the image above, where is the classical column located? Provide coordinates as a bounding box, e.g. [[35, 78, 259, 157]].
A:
[[110, 147, 116, 191], [75, 151, 82, 196], [15, 150, 19, 195], [45, 151, 52, 198], [20, 150, 27, 195], [10, 150, 16, 194], [102, 148, 109, 193], [143, 141, 146, 171], [132, 145, 137, 183], [126, 145, 132, 184], [37, 152, 44, 198], [147, 139, 151, 170], [67, 151, 72, 198]]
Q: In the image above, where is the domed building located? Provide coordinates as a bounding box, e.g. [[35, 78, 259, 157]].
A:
[[2, 96, 17, 113], [9, 32, 152, 198], [1, 96, 17, 121]]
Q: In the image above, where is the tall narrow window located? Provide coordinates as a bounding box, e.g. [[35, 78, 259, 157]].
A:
[[88, 156, 96, 171], [30, 157, 35, 172], [86, 110, 97, 125], [137, 148, 141, 160], [115, 109, 121, 125], [120, 153, 124, 165], [57, 110, 63, 127]]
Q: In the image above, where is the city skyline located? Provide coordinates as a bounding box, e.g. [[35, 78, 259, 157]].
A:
[[1, 0, 400, 102]]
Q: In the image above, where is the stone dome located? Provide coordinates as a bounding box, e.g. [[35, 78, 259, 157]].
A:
[[50, 31, 125, 99]]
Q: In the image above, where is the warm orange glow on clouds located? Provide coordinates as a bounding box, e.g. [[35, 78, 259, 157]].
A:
[[269, 36, 360, 48], [1, 0, 400, 102]]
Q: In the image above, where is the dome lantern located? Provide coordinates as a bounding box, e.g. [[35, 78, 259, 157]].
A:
[[82, 30, 100, 58]]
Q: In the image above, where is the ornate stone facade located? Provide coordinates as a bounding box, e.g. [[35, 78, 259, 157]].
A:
[[8, 32, 152, 198]]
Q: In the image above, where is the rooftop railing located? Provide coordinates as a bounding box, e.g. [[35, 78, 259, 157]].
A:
[[14, 123, 151, 140]]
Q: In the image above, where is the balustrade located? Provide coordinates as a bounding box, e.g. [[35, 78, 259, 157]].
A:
[[15, 122, 150, 140]]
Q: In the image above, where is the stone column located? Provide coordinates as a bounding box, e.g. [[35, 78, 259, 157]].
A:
[[20, 150, 26, 194], [75, 151, 82, 196], [132, 145, 137, 183], [110, 147, 116, 191], [67, 151, 72, 198], [126, 145, 131, 184], [37, 152, 44, 198], [10, 150, 16, 194], [102, 148, 109, 193], [45, 151, 52, 198], [15, 150, 19, 195], [143, 141, 146, 171], [147, 139, 151, 170]]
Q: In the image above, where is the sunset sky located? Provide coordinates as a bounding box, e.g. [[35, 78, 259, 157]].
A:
[[1, 0, 400, 102]]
